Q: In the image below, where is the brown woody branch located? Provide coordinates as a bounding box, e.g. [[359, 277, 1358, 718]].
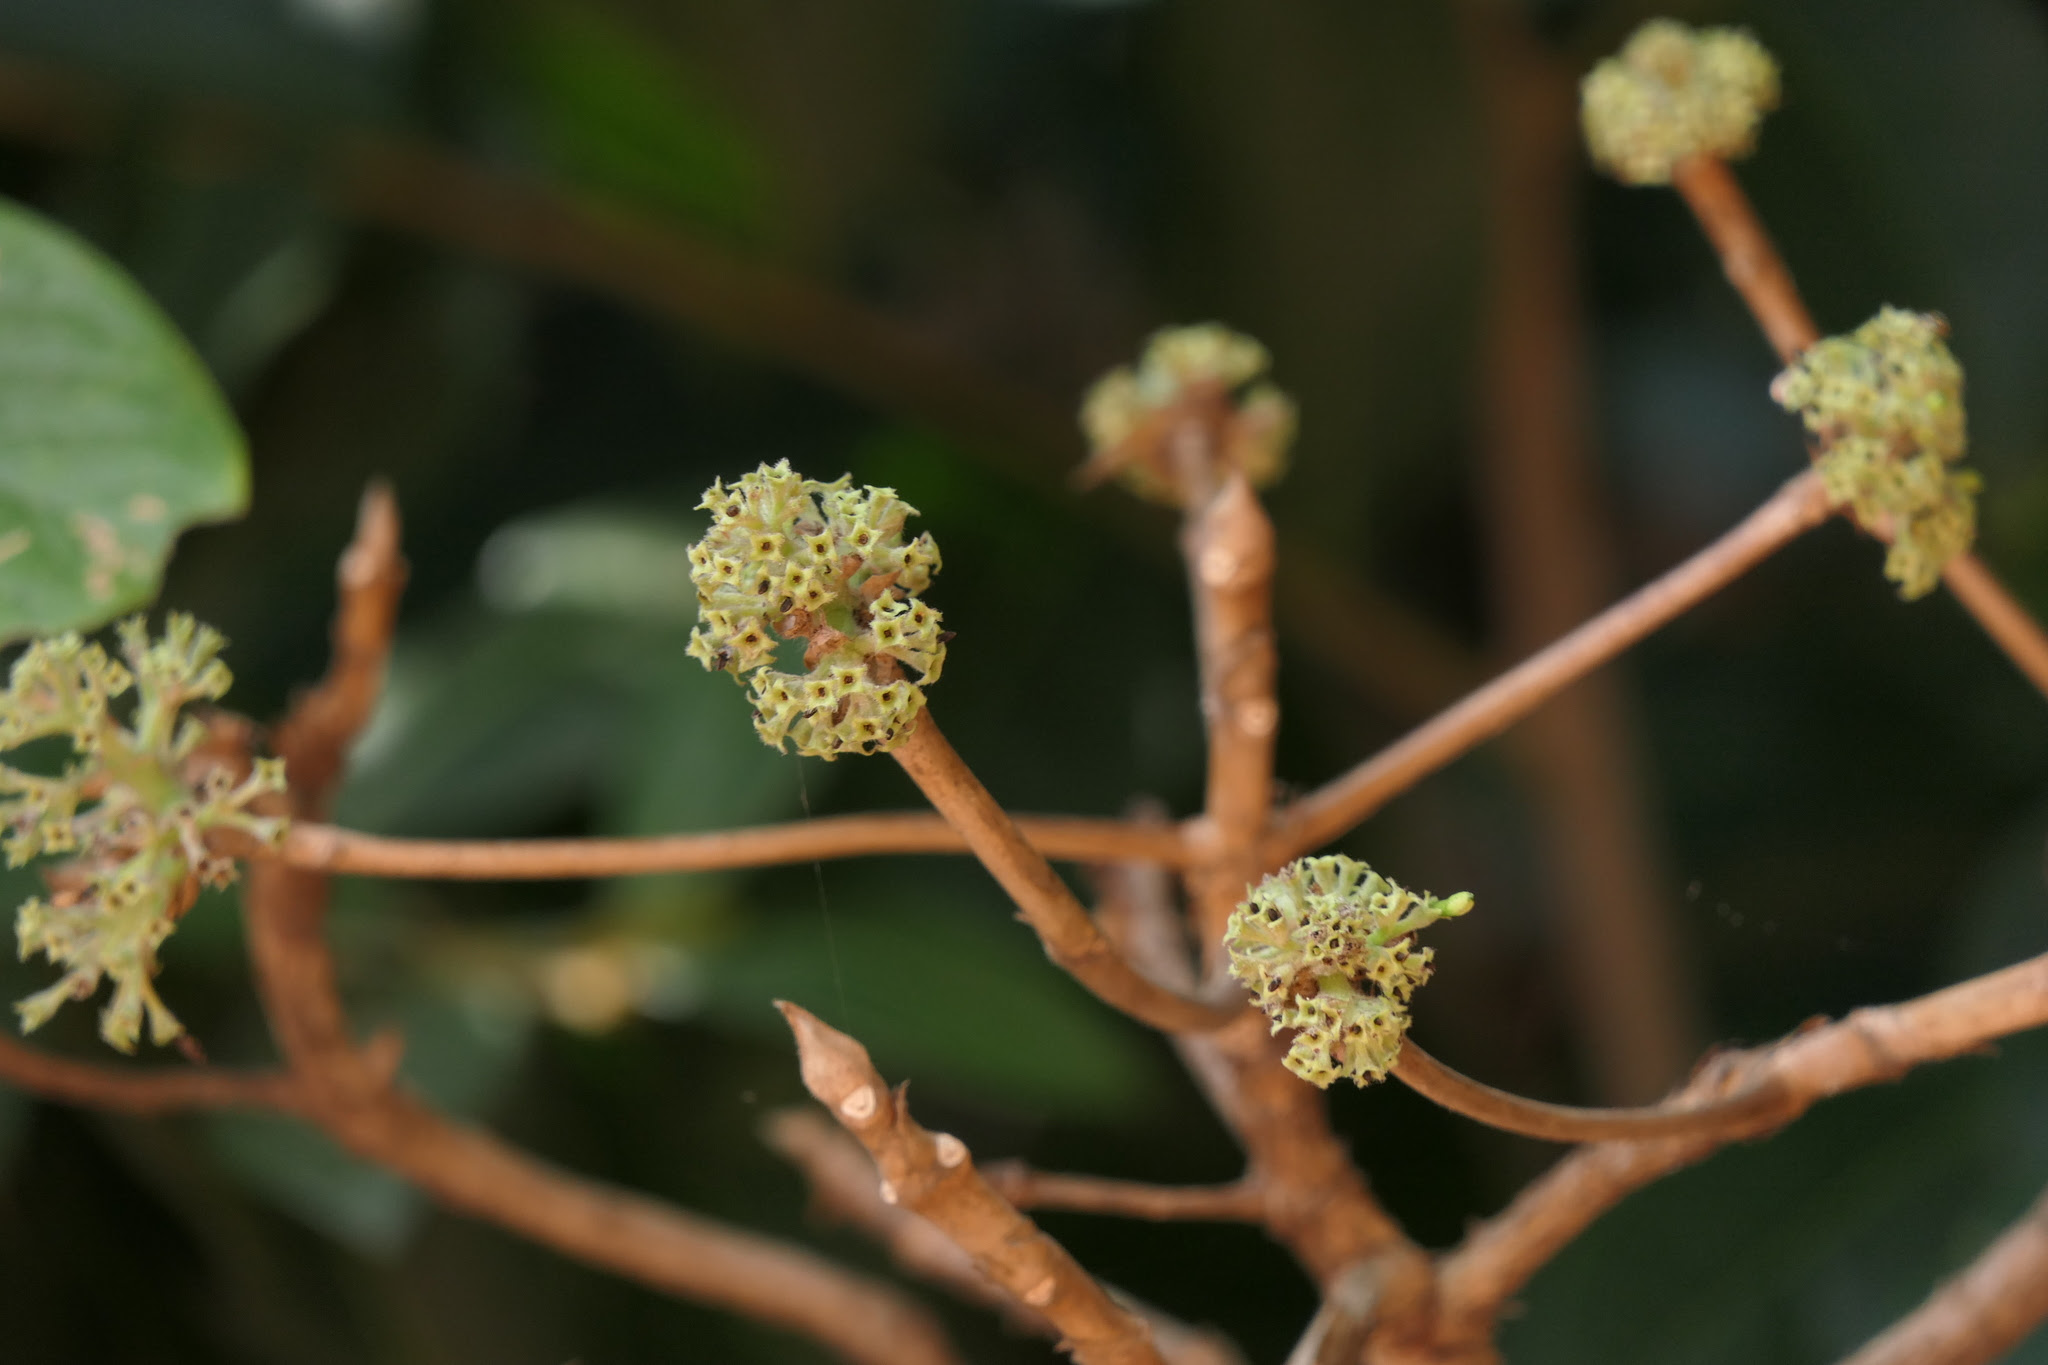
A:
[[1938, 542, 2048, 700], [1180, 472, 1279, 956], [890, 713, 1239, 1033], [762, 1107, 1249, 1365], [778, 1001, 1168, 1365], [264, 809, 1189, 879], [1268, 470, 1833, 862], [1434, 947, 2048, 1347], [1280, 1260, 1387, 1365], [1670, 155, 1817, 365], [1672, 153, 2048, 705], [269, 481, 407, 817], [235, 488, 966, 1365], [0, 1034, 301, 1115], [1833, 1180, 2048, 1365], [1390, 1038, 1793, 1145]]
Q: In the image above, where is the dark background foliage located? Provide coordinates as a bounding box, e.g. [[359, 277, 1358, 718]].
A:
[[0, 0, 2045, 1361]]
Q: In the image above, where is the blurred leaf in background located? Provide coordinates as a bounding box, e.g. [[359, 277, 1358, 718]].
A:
[[503, 3, 773, 239], [0, 198, 247, 638]]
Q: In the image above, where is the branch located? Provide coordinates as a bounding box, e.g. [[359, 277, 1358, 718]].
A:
[[1671, 154, 2048, 705], [762, 1108, 1248, 1365], [1181, 473, 1279, 954], [1670, 155, 1818, 363], [248, 485, 410, 1104], [0, 1034, 300, 1115], [1390, 1039, 1792, 1144], [889, 713, 1239, 1033], [269, 481, 406, 817], [1434, 947, 2048, 1345], [1834, 1180, 2048, 1365], [1281, 1261, 1385, 1365], [1268, 471, 1833, 862], [778, 1001, 1168, 1365], [327, 1083, 962, 1364], [265, 809, 1190, 879], [1940, 553, 2048, 701], [979, 1162, 1264, 1222]]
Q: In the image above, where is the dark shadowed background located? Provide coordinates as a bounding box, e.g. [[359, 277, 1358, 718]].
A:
[[0, 0, 2046, 1361]]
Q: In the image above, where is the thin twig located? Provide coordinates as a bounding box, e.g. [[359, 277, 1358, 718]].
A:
[[762, 1108, 1249, 1365], [1390, 1039, 1793, 1145], [1670, 155, 1818, 362], [890, 714, 1239, 1033], [263, 809, 1190, 879], [340, 1086, 964, 1365], [1268, 471, 1833, 863], [980, 1162, 1264, 1222], [1834, 1180, 2048, 1365], [1940, 552, 2048, 701], [0, 1034, 301, 1115], [778, 1002, 1168, 1365], [269, 481, 407, 817], [1434, 947, 2048, 1345]]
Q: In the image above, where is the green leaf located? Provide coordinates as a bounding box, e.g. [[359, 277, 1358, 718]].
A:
[[0, 198, 248, 640]]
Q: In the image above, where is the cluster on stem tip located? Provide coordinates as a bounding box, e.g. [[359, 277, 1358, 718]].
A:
[[1078, 324, 1296, 505], [1581, 19, 1780, 186], [688, 460, 945, 758], [1224, 856, 1472, 1088], [1772, 307, 1978, 599], [3, 616, 286, 1051]]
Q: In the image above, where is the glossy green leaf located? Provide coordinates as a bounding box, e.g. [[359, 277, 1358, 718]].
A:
[[0, 198, 247, 640]]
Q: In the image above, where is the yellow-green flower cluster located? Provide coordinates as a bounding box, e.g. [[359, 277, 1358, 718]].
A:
[[1224, 855, 1472, 1088], [688, 461, 945, 758], [5, 616, 287, 1052], [1581, 20, 1780, 185], [1772, 307, 1977, 599], [1079, 324, 1296, 505]]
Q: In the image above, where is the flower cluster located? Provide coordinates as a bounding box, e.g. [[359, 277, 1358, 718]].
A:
[[1581, 20, 1780, 186], [688, 461, 945, 758], [1772, 307, 1978, 599], [1224, 855, 1472, 1088], [5, 616, 287, 1052], [1079, 324, 1296, 505]]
